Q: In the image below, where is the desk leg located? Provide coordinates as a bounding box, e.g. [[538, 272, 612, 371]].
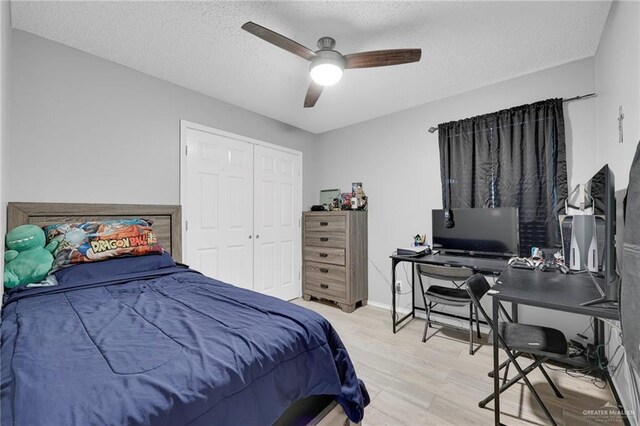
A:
[[392, 259, 398, 334], [493, 296, 500, 425], [411, 264, 416, 318], [594, 317, 607, 365], [391, 259, 416, 333]]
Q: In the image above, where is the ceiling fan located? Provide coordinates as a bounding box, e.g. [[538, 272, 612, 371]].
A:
[[241, 22, 422, 108]]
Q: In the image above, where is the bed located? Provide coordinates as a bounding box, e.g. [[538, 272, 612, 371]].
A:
[[1, 202, 368, 426]]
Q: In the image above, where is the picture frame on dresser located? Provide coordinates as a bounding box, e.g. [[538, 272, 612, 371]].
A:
[[302, 210, 368, 313]]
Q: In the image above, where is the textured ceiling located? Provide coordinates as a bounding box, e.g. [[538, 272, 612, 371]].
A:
[[11, 1, 611, 134]]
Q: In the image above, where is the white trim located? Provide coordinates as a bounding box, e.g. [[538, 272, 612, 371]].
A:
[[366, 300, 411, 314], [179, 119, 304, 257], [179, 121, 189, 254], [179, 120, 303, 298], [180, 120, 302, 156]]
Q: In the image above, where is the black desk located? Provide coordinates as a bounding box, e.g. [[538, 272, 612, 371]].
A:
[[390, 253, 509, 333], [489, 268, 620, 425], [494, 268, 619, 320]]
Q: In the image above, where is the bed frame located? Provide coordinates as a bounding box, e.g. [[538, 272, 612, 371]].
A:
[[7, 202, 182, 262], [5, 202, 356, 425]]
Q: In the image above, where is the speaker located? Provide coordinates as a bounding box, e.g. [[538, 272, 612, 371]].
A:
[[561, 216, 573, 264], [594, 216, 605, 270]]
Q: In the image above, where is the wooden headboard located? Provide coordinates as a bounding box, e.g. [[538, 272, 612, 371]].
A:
[[7, 202, 182, 262]]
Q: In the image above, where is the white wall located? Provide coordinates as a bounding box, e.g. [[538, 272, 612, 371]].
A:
[[9, 30, 318, 209], [314, 57, 599, 339], [0, 0, 11, 297], [596, 3, 640, 188], [595, 1, 640, 422]]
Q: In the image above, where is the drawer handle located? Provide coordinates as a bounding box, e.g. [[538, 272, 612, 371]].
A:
[[319, 253, 328, 258], [319, 268, 329, 273], [320, 283, 329, 289], [320, 237, 329, 242], [320, 221, 329, 226]]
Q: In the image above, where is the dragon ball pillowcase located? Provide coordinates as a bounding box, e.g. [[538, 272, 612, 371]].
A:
[[45, 218, 164, 271]]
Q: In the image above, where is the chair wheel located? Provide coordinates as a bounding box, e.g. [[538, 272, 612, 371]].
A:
[[422, 338, 426, 343]]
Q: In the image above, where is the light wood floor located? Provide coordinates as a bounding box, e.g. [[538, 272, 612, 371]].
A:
[[294, 299, 624, 426]]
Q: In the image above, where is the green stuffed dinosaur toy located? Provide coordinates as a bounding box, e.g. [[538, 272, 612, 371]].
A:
[[4, 225, 59, 288]]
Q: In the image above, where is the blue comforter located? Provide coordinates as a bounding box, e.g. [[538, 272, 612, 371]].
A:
[[1, 266, 368, 425]]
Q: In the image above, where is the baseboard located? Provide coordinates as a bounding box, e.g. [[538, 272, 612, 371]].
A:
[[366, 300, 410, 314]]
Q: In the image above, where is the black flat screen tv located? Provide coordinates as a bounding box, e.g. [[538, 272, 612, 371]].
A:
[[432, 207, 519, 258]]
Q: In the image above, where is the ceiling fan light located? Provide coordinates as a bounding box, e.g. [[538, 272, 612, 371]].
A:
[[310, 63, 343, 86], [309, 50, 346, 87]]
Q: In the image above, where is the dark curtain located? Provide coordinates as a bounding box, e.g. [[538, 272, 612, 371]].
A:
[[438, 98, 568, 255]]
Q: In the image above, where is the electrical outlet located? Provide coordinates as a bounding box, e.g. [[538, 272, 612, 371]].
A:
[[395, 280, 402, 294]]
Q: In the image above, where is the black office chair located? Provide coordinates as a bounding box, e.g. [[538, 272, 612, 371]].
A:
[[416, 264, 481, 355], [465, 274, 567, 426]]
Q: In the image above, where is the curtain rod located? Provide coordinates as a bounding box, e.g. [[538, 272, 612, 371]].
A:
[[427, 93, 597, 133]]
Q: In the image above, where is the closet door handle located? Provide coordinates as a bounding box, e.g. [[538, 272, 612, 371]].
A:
[[319, 253, 328, 258], [319, 268, 329, 273], [320, 222, 328, 226], [320, 283, 329, 289], [320, 237, 329, 242]]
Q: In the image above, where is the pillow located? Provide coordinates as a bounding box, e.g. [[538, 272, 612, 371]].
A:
[[45, 218, 164, 271], [54, 252, 176, 285]]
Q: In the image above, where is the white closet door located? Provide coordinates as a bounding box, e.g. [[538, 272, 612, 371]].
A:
[[253, 145, 302, 301], [184, 128, 254, 290]]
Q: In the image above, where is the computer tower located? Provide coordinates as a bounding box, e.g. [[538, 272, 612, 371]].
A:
[[560, 215, 604, 272]]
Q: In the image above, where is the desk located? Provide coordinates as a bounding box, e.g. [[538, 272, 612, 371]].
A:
[[390, 253, 508, 333], [490, 268, 620, 425]]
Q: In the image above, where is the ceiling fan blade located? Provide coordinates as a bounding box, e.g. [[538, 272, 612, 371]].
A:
[[242, 22, 316, 61], [344, 49, 422, 69], [304, 82, 323, 108]]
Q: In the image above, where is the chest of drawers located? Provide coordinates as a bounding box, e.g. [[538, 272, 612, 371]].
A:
[[302, 211, 367, 313]]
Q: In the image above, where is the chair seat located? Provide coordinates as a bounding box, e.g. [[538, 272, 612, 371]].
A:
[[494, 323, 568, 357], [425, 285, 471, 305]]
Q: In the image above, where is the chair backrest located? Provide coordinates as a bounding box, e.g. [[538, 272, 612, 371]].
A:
[[465, 273, 494, 326], [416, 264, 474, 281]]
